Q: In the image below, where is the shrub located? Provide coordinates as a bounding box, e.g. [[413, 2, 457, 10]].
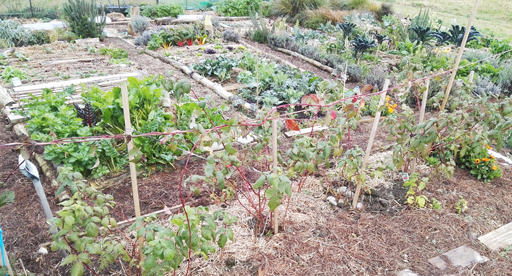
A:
[[6, 6, 59, 19], [217, 0, 262, 17], [63, 0, 106, 39], [473, 77, 500, 98], [306, 8, 350, 26], [498, 62, 512, 97], [140, 4, 183, 19], [134, 30, 156, 46], [131, 16, 150, 34], [272, 0, 325, 21], [48, 28, 77, 42], [348, 0, 369, 9], [222, 30, 240, 43], [249, 12, 270, 44], [0, 20, 38, 47], [364, 66, 387, 89], [489, 38, 512, 62]]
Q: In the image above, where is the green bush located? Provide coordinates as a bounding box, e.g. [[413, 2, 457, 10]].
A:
[[272, 0, 325, 21], [63, 0, 106, 38], [5, 6, 59, 19], [498, 62, 512, 97], [217, 0, 262, 17], [456, 144, 501, 182], [140, 4, 184, 19], [130, 16, 150, 34], [0, 20, 41, 47]]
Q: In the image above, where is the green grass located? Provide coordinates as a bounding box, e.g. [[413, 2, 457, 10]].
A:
[[375, 0, 512, 39]]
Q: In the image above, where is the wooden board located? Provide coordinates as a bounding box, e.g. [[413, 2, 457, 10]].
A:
[[478, 221, 512, 251], [13, 72, 139, 93], [284, 126, 328, 138], [40, 58, 96, 66]]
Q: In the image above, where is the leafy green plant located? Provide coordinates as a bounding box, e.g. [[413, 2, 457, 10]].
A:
[[50, 174, 237, 276], [456, 143, 501, 182], [448, 25, 481, 47], [140, 3, 184, 19], [455, 196, 468, 214], [498, 62, 512, 97], [63, 0, 106, 39], [489, 38, 512, 62], [432, 30, 451, 46], [403, 173, 429, 208], [409, 26, 436, 44], [0, 20, 43, 47], [337, 22, 357, 39], [351, 36, 376, 63], [216, 0, 261, 17], [193, 56, 239, 82], [100, 46, 130, 65], [1, 66, 28, 82]]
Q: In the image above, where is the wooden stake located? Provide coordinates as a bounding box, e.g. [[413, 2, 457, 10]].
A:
[[411, 79, 430, 173], [121, 83, 141, 219], [440, 0, 481, 111], [272, 119, 278, 234], [352, 79, 390, 209], [121, 83, 144, 260]]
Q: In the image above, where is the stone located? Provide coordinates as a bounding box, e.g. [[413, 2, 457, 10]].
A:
[[343, 190, 354, 198], [397, 269, 419, 276], [326, 196, 337, 206], [356, 202, 363, 209], [336, 186, 347, 194], [429, 245, 488, 270], [38, 247, 48, 254]]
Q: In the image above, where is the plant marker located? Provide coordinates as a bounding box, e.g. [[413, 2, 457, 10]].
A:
[[0, 224, 12, 275]]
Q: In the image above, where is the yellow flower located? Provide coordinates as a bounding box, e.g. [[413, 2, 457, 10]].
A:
[[386, 102, 389, 107], [386, 95, 390, 101], [392, 103, 397, 108], [492, 166, 497, 171], [474, 159, 481, 164], [482, 158, 490, 162], [486, 145, 492, 150], [388, 107, 394, 114]]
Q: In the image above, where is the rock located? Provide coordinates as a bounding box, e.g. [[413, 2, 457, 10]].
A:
[[337, 198, 344, 205], [237, 135, 255, 144], [343, 190, 354, 198], [38, 247, 48, 254], [397, 269, 419, 276], [356, 202, 363, 209], [326, 196, 337, 206], [428, 245, 488, 270], [336, 186, 347, 194]]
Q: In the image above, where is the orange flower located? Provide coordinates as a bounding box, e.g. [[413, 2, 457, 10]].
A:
[[474, 159, 481, 164], [486, 145, 492, 150], [482, 158, 490, 162], [388, 107, 394, 114], [492, 166, 497, 171], [490, 156, 495, 159], [393, 104, 397, 108]]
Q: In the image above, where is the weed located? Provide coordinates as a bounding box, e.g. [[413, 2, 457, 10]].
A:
[[2, 66, 28, 82], [222, 30, 240, 43]]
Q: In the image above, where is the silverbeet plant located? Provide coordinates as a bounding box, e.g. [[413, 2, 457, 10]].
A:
[[50, 172, 237, 276]]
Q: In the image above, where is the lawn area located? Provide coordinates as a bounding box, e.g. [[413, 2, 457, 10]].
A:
[[375, 0, 512, 39]]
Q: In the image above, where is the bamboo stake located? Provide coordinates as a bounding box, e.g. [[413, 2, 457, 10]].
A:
[[440, 0, 481, 111], [352, 79, 390, 209], [272, 119, 278, 234], [411, 79, 430, 173], [121, 84, 144, 259], [121, 83, 141, 219]]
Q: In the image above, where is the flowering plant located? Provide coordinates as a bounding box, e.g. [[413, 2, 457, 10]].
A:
[[456, 143, 501, 182]]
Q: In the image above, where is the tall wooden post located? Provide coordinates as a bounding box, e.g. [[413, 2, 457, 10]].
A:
[[272, 119, 278, 234], [352, 79, 390, 209], [121, 84, 141, 218], [440, 0, 481, 111]]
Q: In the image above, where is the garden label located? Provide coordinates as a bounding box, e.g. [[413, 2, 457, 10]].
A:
[[401, 173, 410, 182], [11, 77, 21, 87]]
